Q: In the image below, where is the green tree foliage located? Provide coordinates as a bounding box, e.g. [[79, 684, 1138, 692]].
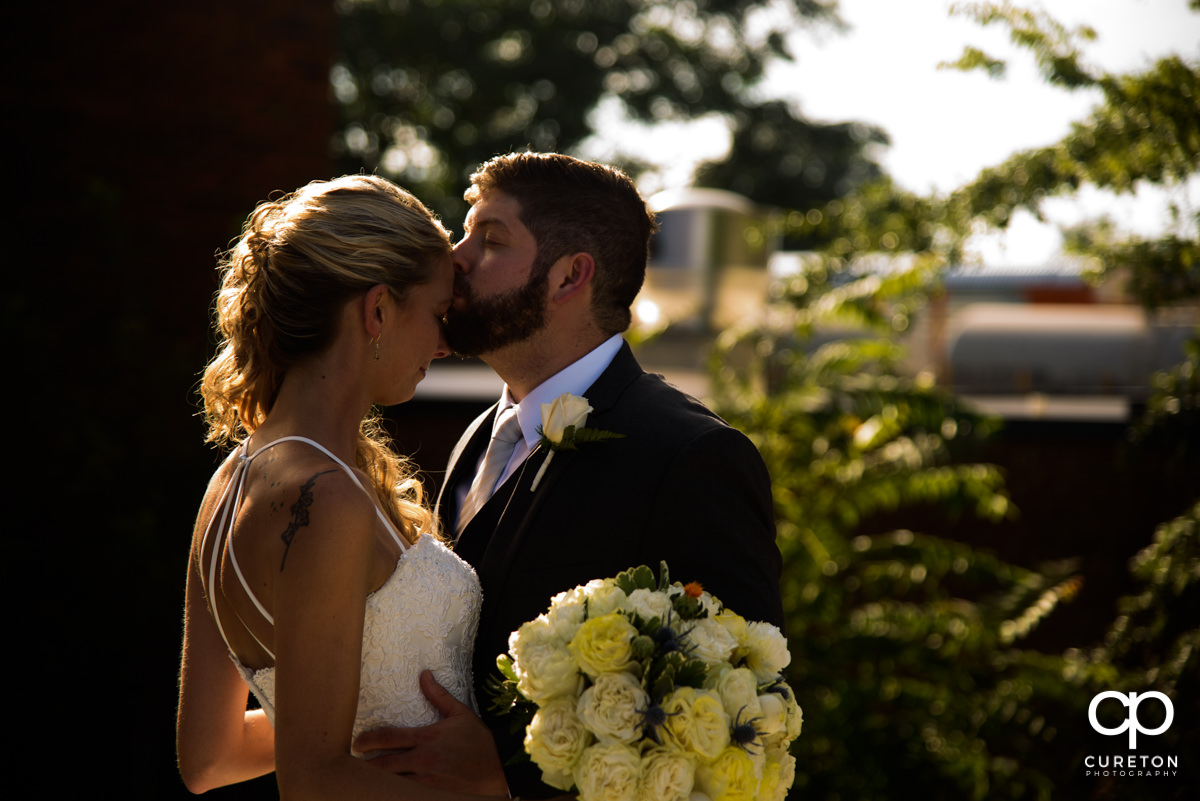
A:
[[333, 0, 884, 223], [787, 3, 1200, 308], [1075, 501, 1200, 800], [1132, 335, 1200, 459], [703, 4, 1199, 797], [712, 255, 1197, 799], [710, 258, 1102, 799], [692, 101, 887, 223], [941, 0, 1200, 548]]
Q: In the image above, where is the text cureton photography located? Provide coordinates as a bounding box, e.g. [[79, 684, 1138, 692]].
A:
[[1084, 691, 1180, 779]]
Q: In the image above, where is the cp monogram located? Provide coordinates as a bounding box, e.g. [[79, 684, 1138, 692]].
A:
[[1088, 691, 1174, 749]]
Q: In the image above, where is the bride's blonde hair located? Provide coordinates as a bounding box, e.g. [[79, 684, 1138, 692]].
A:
[[201, 174, 451, 540]]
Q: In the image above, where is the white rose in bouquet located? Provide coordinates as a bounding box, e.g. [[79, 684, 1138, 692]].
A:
[[543, 585, 588, 640], [782, 686, 804, 741], [685, 617, 739, 664], [708, 666, 762, 725], [583, 578, 632, 617], [510, 617, 584, 704], [756, 683, 804, 741], [694, 588, 723, 618], [627, 587, 675, 622], [574, 743, 642, 801], [525, 697, 593, 791], [637, 748, 694, 801], [742, 621, 791, 682], [756, 691, 787, 737], [578, 672, 649, 745], [714, 610, 748, 649]]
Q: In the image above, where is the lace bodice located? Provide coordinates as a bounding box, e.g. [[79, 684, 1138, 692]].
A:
[[203, 436, 482, 751], [235, 534, 482, 746]]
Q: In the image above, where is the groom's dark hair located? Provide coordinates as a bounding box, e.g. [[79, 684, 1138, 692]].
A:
[[465, 151, 657, 335]]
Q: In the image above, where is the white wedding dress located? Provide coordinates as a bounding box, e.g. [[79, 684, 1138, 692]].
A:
[[201, 436, 482, 748]]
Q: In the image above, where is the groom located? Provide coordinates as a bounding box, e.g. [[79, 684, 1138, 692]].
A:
[[361, 152, 784, 796]]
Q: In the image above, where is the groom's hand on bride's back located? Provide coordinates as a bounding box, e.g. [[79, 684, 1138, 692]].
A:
[[355, 670, 508, 796]]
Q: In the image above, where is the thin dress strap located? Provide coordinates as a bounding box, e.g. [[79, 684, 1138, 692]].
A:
[[199, 436, 410, 662]]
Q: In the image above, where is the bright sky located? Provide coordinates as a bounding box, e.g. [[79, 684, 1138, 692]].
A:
[[588, 0, 1200, 266]]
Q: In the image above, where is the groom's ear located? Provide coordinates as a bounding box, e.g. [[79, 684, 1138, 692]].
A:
[[549, 252, 595, 304]]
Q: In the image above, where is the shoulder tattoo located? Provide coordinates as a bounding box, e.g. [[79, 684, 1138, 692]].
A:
[[279, 469, 338, 571]]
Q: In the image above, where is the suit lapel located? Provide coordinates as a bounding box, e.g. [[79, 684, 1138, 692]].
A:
[[575, 341, 642, 418], [453, 342, 646, 578], [455, 439, 556, 569], [469, 343, 645, 583], [435, 403, 496, 541]]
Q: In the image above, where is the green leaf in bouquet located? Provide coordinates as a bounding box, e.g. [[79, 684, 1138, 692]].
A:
[[496, 653, 518, 682], [485, 673, 520, 715], [487, 684, 536, 739], [630, 611, 664, 638], [651, 663, 676, 700], [487, 654, 539, 729], [615, 564, 657, 594], [651, 650, 686, 676], [658, 560, 671, 590], [648, 651, 687, 699], [676, 658, 710, 689]]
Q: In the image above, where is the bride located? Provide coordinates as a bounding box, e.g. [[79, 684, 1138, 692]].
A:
[[176, 175, 506, 799]]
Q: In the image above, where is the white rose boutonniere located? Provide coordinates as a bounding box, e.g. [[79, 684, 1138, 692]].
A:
[[531, 393, 623, 490]]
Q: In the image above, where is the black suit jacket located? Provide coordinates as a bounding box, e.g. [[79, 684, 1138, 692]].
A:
[[436, 342, 783, 797]]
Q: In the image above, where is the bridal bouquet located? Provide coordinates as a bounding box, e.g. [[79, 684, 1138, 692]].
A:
[[491, 564, 801, 801]]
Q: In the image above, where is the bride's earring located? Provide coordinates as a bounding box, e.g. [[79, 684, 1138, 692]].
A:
[[370, 335, 381, 361]]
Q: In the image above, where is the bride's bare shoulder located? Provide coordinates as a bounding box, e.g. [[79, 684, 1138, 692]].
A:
[[193, 441, 375, 554]]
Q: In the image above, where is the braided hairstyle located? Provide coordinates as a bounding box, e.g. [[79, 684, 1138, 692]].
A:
[[201, 175, 451, 539]]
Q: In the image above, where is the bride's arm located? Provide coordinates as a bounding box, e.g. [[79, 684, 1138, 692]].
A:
[[270, 471, 503, 801], [176, 543, 275, 793]]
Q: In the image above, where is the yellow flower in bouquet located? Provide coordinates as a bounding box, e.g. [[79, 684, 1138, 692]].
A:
[[695, 746, 759, 801], [569, 612, 640, 677], [659, 687, 731, 761], [760, 740, 798, 801]]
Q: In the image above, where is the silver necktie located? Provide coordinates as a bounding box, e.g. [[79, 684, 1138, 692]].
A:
[[456, 408, 523, 535]]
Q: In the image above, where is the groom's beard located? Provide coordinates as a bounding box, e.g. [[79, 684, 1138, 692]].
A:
[[444, 267, 549, 358]]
